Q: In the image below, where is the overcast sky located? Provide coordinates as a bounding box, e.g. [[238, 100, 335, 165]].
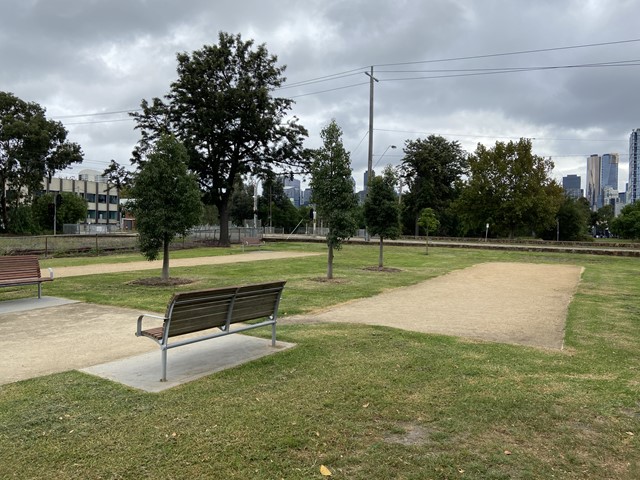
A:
[[2, 0, 639, 192]]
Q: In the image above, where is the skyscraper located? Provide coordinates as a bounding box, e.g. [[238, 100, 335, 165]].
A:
[[586, 154, 601, 210], [601, 153, 619, 191], [562, 174, 582, 199], [629, 129, 640, 204]]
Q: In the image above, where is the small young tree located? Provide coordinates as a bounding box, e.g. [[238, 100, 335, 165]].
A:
[[130, 134, 202, 280], [310, 120, 358, 279], [364, 165, 401, 268], [418, 208, 440, 255]]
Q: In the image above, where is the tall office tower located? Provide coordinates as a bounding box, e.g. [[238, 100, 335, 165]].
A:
[[586, 154, 601, 210], [629, 129, 640, 204], [282, 177, 301, 207], [363, 170, 375, 192], [562, 174, 582, 199], [601, 153, 619, 191], [600, 153, 619, 209]]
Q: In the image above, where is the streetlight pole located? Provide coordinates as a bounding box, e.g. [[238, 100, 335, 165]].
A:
[[374, 145, 397, 170]]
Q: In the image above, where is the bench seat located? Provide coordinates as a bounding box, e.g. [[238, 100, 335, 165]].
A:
[[136, 281, 286, 381], [0, 256, 53, 298]]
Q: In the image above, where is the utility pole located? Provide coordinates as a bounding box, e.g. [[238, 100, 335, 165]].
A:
[[364, 66, 378, 241], [365, 66, 378, 195]]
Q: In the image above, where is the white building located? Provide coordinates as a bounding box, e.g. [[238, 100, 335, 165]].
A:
[[43, 169, 120, 225]]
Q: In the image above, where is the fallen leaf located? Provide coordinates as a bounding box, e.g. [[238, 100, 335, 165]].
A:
[[504, 450, 512, 455], [626, 431, 634, 436], [320, 465, 332, 476], [362, 403, 369, 408]]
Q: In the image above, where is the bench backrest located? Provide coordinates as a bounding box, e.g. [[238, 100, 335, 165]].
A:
[[0, 255, 42, 282], [164, 281, 286, 338]]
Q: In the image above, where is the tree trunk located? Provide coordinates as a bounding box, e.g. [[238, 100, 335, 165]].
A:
[[425, 230, 429, 255], [327, 244, 334, 279], [378, 237, 384, 268], [414, 216, 419, 238], [218, 202, 230, 247], [162, 233, 170, 280], [0, 180, 8, 232]]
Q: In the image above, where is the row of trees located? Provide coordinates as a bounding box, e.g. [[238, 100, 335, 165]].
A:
[[7, 31, 640, 283]]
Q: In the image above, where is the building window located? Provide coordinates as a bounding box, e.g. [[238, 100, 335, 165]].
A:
[[98, 194, 107, 204], [87, 210, 96, 219], [108, 211, 118, 220], [86, 193, 96, 202], [109, 195, 118, 204]]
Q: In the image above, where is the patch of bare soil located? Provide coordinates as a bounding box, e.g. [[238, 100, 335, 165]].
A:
[[128, 277, 195, 287], [362, 266, 402, 273], [309, 277, 349, 284], [287, 262, 584, 350], [384, 423, 435, 446]]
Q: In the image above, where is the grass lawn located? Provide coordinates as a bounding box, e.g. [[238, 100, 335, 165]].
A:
[[0, 243, 639, 479]]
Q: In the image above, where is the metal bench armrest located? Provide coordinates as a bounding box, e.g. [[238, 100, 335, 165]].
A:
[[136, 313, 167, 336]]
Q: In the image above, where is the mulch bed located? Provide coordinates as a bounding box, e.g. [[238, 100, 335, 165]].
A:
[[128, 277, 195, 287]]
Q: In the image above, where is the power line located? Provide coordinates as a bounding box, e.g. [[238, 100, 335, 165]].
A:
[[373, 128, 627, 143], [374, 38, 640, 68], [52, 109, 141, 119], [50, 38, 640, 121]]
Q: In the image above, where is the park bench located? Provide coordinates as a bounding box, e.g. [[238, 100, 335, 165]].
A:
[[242, 236, 265, 252], [0, 255, 54, 299], [136, 280, 286, 381]]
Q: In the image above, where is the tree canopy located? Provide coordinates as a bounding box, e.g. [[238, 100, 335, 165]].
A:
[[457, 138, 563, 238], [130, 32, 308, 246], [258, 173, 300, 232], [310, 120, 358, 279], [130, 135, 203, 280], [0, 91, 83, 232], [400, 135, 467, 235], [32, 192, 88, 232], [611, 201, 640, 239], [364, 165, 401, 268]]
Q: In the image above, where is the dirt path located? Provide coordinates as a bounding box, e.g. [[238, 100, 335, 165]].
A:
[[284, 262, 584, 350], [53, 251, 321, 277]]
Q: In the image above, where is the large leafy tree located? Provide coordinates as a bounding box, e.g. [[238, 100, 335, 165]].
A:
[[611, 202, 640, 239], [364, 165, 401, 268], [457, 138, 564, 238], [130, 32, 308, 246], [400, 135, 467, 236], [32, 192, 88, 232], [0, 91, 83, 232], [541, 196, 591, 241], [310, 120, 358, 279], [130, 134, 203, 281]]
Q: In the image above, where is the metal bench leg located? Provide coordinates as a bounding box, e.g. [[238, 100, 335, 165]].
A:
[[161, 348, 168, 382], [38, 283, 41, 299], [271, 322, 276, 347]]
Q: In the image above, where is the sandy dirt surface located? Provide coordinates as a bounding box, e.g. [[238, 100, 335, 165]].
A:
[[284, 262, 584, 350], [0, 259, 583, 386], [53, 251, 321, 277]]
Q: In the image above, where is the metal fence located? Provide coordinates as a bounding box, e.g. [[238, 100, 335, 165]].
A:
[[0, 227, 271, 257]]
